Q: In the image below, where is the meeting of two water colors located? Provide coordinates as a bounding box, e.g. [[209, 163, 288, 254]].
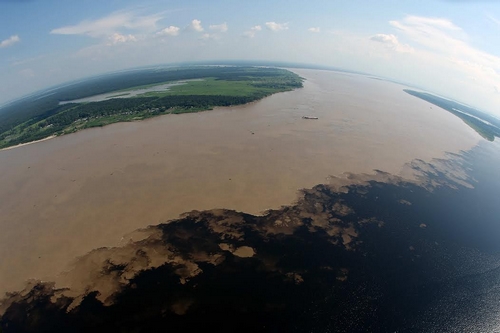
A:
[[0, 67, 499, 332], [2, 140, 500, 332]]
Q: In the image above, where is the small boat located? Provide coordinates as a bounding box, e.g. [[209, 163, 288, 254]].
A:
[[302, 116, 319, 120]]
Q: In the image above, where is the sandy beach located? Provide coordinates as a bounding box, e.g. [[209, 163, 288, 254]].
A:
[[0, 135, 56, 151]]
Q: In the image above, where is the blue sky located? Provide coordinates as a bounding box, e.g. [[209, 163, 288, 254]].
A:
[[1, 0, 500, 115]]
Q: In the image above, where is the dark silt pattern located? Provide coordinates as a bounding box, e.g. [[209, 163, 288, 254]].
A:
[[1, 141, 500, 332]]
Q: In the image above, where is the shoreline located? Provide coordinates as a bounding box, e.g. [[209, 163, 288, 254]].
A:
[[0, 67, 303, 152], [0, 68, 479, 300], [0, 87, 301, 152], [0, 135, 56, 151]]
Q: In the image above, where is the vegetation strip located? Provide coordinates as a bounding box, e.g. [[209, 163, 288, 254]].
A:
[[404, 89, 500, 142], [0, 67, 303, 149]]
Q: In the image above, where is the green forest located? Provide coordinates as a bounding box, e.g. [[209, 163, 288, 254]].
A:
[[0, 67, 303, 149], [404, 89, 500, 142]]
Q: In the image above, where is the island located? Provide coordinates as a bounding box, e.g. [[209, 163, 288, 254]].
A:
[[0, 66, 303, 149]]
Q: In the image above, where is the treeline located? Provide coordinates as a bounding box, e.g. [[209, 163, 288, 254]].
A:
[[0, 93, 276, 148], [46, 94, 268, 128], [0, 67, 302, 134], [404, 89, 500, 141]]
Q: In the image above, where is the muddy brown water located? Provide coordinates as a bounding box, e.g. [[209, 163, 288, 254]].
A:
[[0, 69, 479, 297]]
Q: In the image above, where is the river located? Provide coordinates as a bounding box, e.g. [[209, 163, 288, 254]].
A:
[[0, 68, 479, 297]]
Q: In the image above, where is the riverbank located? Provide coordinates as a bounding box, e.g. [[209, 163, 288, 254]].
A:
[[0, 135, 56, 151], [0, 68, 479, 299], [0, 67, 303, 149]]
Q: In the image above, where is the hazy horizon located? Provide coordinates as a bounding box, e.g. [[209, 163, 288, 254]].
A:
[[1, 0, 499, 116]]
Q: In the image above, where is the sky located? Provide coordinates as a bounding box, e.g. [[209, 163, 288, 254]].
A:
[[1, 0, 500, 116]]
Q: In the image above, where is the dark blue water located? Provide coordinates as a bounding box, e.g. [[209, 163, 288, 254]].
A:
[[408, 140, 500, 332], [1, 140, 500, 332]]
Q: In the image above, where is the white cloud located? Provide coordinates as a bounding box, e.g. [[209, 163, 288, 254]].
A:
[[157, 26, 180, 36], [370, 33, 414, 53], [389, 15, 500, 109], [50, 11, 162, 38], [108, 33, 137, 45], [389, 16, 472, 56], [390, 16, 500, 70], [308, 27, 320, 33], [0, 35, 20, 48], [188, 19, 204, 32], [209, 23, 228, 33], [265, 22, 288, 31], [243, 25, 262, 38], [401, 16, 462, 31], [370, 33, 397, 44]]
